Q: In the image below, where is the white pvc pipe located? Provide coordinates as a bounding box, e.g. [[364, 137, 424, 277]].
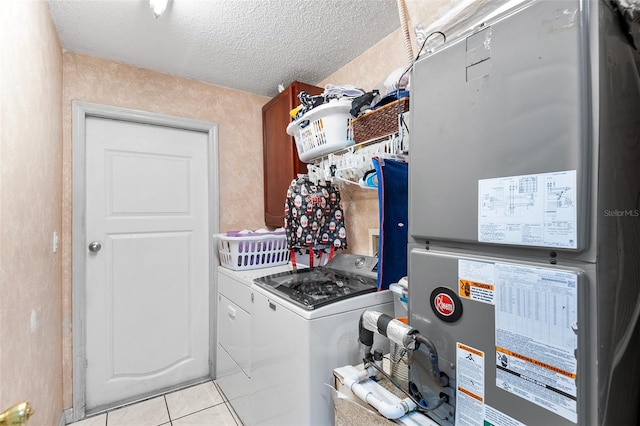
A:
[[343, 368, 417, 420]]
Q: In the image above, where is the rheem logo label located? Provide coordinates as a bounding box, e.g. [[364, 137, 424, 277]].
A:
[[430, 287, 463, 323], [434, 293, 455, 316]]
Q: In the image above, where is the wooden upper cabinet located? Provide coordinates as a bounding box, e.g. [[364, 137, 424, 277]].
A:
[[262, 81, 323, 229]]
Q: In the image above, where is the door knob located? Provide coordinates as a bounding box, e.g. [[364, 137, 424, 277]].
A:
[[0, 401, 34, 425], [88, 241, 102, 253]]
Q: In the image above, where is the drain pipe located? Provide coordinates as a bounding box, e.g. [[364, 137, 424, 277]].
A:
[[341, 368, 418, 420], [415, 334, 449, 387]]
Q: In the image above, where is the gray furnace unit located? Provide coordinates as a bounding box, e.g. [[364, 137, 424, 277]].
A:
[[407, 0, 640, 425]]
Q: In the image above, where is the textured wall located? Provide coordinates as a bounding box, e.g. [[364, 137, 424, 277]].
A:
[[0, 1, 64, 425], [61, 52, 269, 407]]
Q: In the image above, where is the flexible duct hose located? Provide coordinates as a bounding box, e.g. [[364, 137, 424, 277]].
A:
[[397, 0, 414, 63]]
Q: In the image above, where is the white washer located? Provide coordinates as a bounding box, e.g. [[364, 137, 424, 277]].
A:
[[250, 256, 394, 426]]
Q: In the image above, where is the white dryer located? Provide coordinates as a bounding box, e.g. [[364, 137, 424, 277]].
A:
[[250, 254, 393, 426]]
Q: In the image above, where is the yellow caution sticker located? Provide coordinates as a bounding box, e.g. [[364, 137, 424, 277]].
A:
[[458, 259, 495, 305], [459, 279, 495, 304]]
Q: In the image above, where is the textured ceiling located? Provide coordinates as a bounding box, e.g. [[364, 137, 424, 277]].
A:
[[48, 0, 401, 97]]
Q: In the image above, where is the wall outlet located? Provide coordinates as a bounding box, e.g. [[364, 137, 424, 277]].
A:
[[53, 231, 59, 253]]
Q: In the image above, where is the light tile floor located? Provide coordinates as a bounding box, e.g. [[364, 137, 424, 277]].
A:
[[69, 381, 242, 426]]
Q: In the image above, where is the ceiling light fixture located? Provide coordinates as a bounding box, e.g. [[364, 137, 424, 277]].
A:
[[149, 0, 169, 18]]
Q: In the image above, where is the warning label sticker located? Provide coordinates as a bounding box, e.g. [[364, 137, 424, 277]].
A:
[[456, 343, 485, 426], [459, 259, 495, 304]]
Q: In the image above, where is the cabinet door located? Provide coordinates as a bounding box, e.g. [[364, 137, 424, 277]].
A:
[[262, 81, 322, 228], [217, 294, 250, 376]]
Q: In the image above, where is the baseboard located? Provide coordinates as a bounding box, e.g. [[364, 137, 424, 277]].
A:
[[60, 408, 73, 425]]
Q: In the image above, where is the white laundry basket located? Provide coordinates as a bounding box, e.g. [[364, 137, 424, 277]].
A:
[[216, 233, 290, 271], [286, 99, 354, 162]]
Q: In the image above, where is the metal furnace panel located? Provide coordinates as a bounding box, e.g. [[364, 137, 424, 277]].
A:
[[408, 248, 592, 426], [409, 0, 590, 250]]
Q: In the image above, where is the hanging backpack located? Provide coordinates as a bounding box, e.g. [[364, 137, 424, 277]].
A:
[[284, 176, 347, 268]]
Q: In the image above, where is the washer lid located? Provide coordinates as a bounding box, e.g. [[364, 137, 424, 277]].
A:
[[254, 256, 378, 310]]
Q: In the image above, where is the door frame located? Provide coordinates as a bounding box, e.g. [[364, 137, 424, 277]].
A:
[[71, 101, 220, 421]]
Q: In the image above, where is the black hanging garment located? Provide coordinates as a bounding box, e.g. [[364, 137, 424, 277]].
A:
[[284, 176, 347, 268]]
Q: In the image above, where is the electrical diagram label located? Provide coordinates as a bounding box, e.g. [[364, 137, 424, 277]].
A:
[[459, 259, 495, 304], [494, 263, 578, 423], [456, 343, 485, 426], [478, 170, 577, 248]]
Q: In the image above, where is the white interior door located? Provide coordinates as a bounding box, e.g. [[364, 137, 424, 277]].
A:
[[84, 116, 210, 410]]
